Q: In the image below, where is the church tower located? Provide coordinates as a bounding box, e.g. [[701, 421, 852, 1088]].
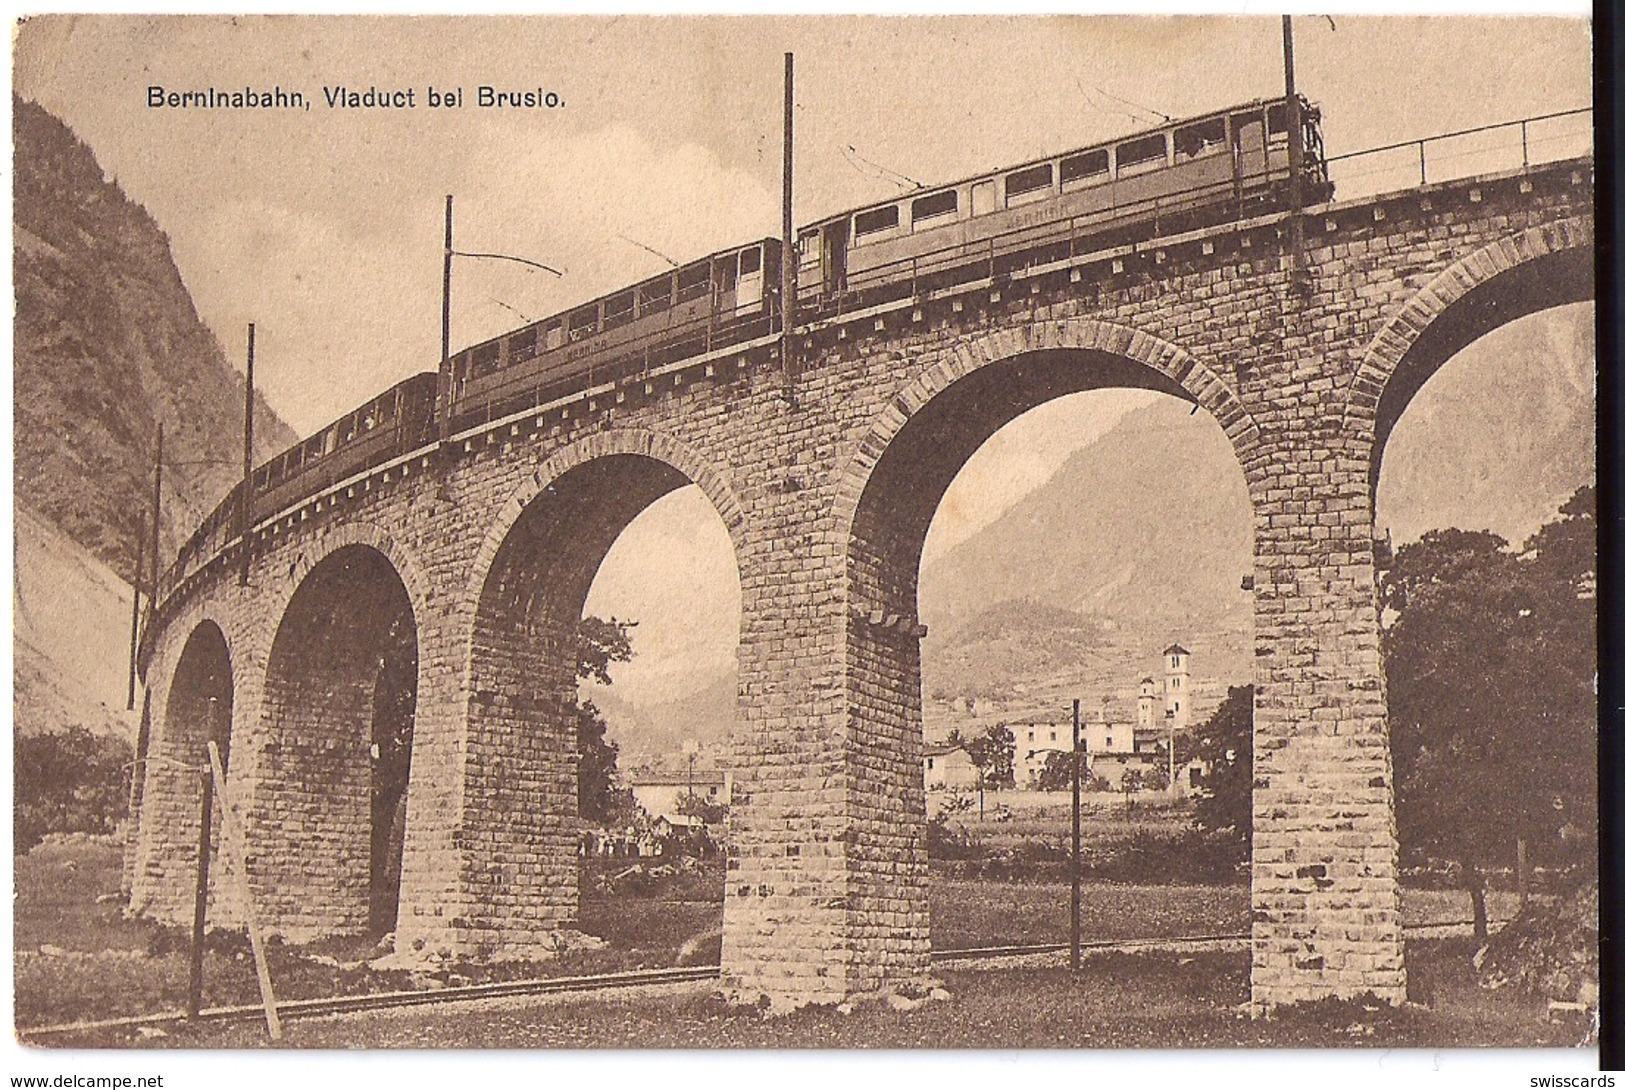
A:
[[1136, 677, 1158, 729], [1163, 643, 1191, 731]]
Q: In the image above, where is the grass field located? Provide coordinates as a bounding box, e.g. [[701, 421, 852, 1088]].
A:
[[37, 939, 1580, 1050], [15, 835, 1521, 1039]]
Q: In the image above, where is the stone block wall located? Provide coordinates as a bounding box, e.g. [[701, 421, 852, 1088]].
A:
[[131, 160, 1592, 1009]]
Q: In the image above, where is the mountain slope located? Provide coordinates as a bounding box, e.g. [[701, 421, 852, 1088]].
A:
[[920, 395, 1254, 649], [13, 507, 139, 739], [13, 95, 297, 580]]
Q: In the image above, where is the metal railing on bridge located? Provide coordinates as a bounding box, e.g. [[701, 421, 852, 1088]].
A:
[[1323, 107, 1592, 202]]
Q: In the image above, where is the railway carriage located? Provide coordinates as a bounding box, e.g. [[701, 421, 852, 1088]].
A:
[[444, 238, 782, 429], [163, 94, 1332, 595], [796, 94, 1328, 311], [250, 372, 439, 517]]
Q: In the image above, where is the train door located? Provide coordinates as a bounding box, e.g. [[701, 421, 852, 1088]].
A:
[[970, 179, 998, 217], [797, 228, 823, 304], [736, 244, 764, 311], [1231, 110, 1267, 188], [821, 220, 848, 296]]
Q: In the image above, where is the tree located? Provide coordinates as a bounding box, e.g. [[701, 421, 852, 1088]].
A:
[[576, 615, 635, 686], [674, 790, 728, 826], [574, 616, 639, 825], [1120, 762, 1169, 810], [1035, 749, 1079, 793], [951, 723, 1016, 791], [1380, 489, 1596, 941], [1188, 684, 1255, 859], [15, 726, 132, 854]]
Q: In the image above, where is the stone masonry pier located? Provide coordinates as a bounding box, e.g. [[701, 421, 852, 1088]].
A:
[[131, 158, 1593, 1011]]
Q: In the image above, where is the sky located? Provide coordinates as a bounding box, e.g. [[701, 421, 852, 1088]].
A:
[[10, 15, 1596, 706]]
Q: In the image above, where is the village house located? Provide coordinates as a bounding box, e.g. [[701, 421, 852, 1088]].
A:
[[923, 741, 979, 791], [1006, 644, 1207, 795], [627, 767, 733, 825]]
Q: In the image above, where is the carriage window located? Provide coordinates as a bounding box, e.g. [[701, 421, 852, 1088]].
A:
[[911, 190, 958, 223], [713, 253, 738, 292], [797, 228, 820, 256], [739, 246, 762, 275], [1231, 110, 1264, 140], [1005, 162, 1054, 199], [1266, 102, 1290, 139], [853, 205, 900, 239], [1060, 149, 1110, 185], [638, 276, 673, 314], [509, 326, 539, 364], [1174, 118, 1227, 161], [677, 263, 710, 302], [603, 290, 635, 329], [542, 319, 565, 351], [568, 305, 599, 340], [1117, 133, 1168, 170], [471, 341, 500, 375]]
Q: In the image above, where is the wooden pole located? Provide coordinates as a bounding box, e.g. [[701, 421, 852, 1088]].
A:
[[438, 195, 454, 444], [125, 516, 144, 710], [239, 324, 254, 586], [1071, 698, 1082, 972], [147, 425, 163, 613], [780, 52, 796, 387], [1282, 16, 1307, 274], [207, 740, 281, 1040], [187, 697, 217, 1020]]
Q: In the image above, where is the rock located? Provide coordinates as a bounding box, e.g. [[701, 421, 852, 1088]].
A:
[[38, 944, 67, 957], [885, 993, 923, 1013], [929, 987, 952, 1003], [135, 1026, 167, 1039]]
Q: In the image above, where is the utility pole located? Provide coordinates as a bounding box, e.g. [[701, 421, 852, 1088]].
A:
[[147, 425, 163, 618], [240, 324, 254, 586], [1282, 16, 1308, 277], [780, 52, 796, 388], [187, 696, 218, 1020], [438, 194, 454, 444], [125, 517, 144, 710], [1169, 714, 1176, 798], [1071, 698, 1082, 972]]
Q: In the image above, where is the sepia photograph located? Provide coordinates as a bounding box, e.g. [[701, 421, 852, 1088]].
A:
[[7, 8, 1603, 1076]]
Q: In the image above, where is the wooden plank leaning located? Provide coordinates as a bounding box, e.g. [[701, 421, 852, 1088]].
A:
[[207, 740, 282, 1041]]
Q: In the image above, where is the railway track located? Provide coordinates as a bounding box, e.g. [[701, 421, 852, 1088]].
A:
[[19, 918, 1497, 1042]]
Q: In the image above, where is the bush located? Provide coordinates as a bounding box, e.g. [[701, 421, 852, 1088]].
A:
[[14, 727, 132, 854], [927, 815, 977, 861]]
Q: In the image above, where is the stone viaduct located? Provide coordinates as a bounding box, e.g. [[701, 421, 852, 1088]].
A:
[[129, 155, 1593, 1011]]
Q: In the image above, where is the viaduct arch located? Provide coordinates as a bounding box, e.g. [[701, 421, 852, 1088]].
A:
[[130, 158, 1594, 1012]]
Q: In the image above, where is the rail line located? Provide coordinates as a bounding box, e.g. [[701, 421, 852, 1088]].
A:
[[19, 918, 1499, 1042]]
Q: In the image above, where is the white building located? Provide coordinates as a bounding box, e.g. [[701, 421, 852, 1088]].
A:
[[924, 742, 979, 791], [627, 768, 732, 824]]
